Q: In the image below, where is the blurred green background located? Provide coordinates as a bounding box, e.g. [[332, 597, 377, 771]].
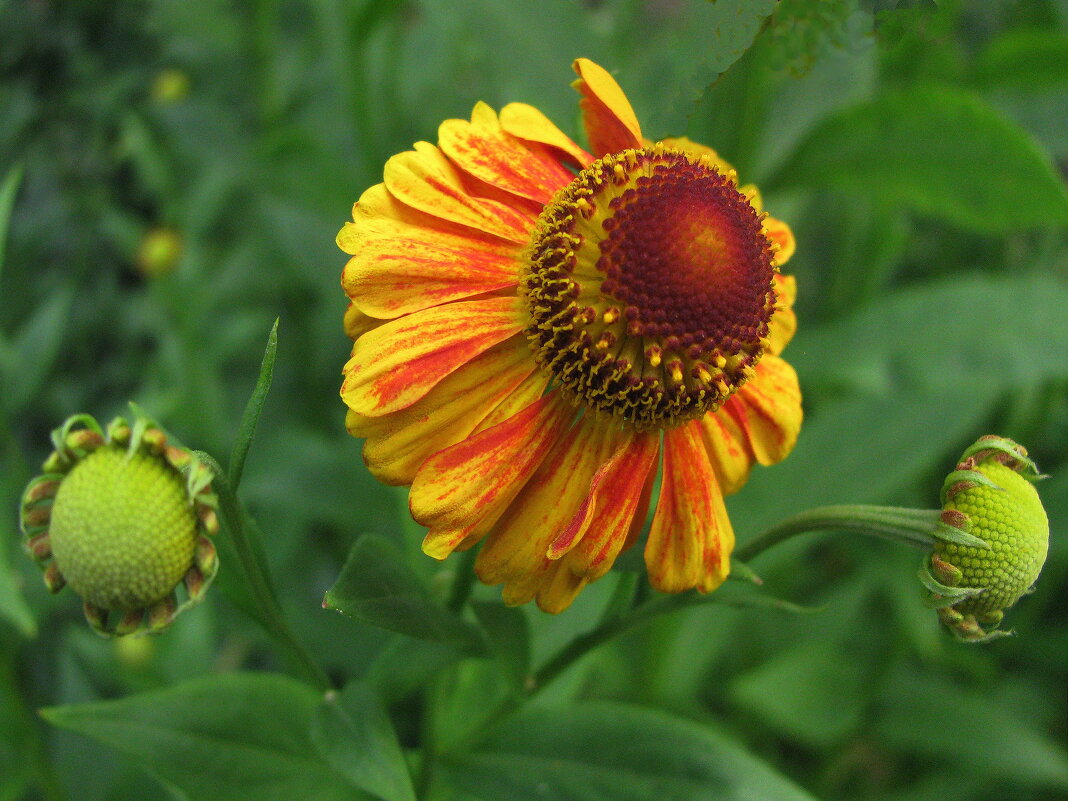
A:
[[1, 1, 1066, 800]]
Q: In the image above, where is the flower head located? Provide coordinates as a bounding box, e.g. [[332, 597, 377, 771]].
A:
[[920, 435, 1049, 642], [20, 410, 219, 636], [339, 59, 802, 612]]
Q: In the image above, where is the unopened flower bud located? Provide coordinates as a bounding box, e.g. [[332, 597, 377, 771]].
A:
[[19, 410, 219, 637], [919, 435, 1049, 642]]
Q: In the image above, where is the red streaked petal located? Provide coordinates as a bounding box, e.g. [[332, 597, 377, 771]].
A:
[[499, 102, 594, 168], [341, 297, 524, 416], [411, 391, 572, 536], [735, 354, 803, 467], [646, 421, 734, 594], [473, 370, 551, 434], [476, 419, 617, 600], [346, 340, 535, 485], [439, 102, 576, 206], [571, 58, 642, 157], [697, 402, 755, 497], [341, 225, 520, 318], [534, 562, 588, 614], [551, 430, 660, 582], [343, 301, 386, 341], [383, 142, 532, 243]]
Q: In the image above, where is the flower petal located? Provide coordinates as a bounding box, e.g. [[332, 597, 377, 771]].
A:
[[550, 430, 660, 581], [439, 102, 576, 206], [343, 301, 386, 341], [476, 419, 617, 603], [383, 142, 532, 243], [346, 340, 535, 485], [341, 297, 524, 416], [646, 421, 734, 594], [767, 273, 798, 355], [341, 218, 520, 318], [499, 102, 593, 168], [412, 391, 572, 537], [764, 215, 796, 267], [697, 403, 755, 497], [734, 354, 803, 467], [659, 137, 735, 175], [571, 58, 642, 157]]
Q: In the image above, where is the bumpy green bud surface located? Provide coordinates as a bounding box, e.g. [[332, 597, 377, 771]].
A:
[[50, 446, 197, 610], [936, 460, 1048, 615], [922, 435, 1049, 642]]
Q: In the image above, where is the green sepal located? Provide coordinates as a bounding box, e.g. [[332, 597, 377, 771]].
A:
[[932, 521, 990, 550], [959, 436, 1039, 476], [729, 558, 763, 585], [49, 413, 103, 462], [917, 561, 986, 608], [940, 468, 1002, 504]]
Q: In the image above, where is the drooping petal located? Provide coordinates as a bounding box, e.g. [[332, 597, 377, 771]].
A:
[[477, 419, 618, 605], [571, 58, 642, 157], [499, 102, 593, 168], [764, 215, 796, 266], [697, 403, 755, 497], [767, 274, 798, 355], [346, 339, 535, 485], [734, 354, 802, 467], [412, 391, 572, 538], [646, 421, 734, 593], [383, 142, 532, 243], [341, 297, 524, 417], [550, 430, 660, 581], [343, 301, 386, 341], [439, 102, 576, 206], [340, 217, 520, 318]]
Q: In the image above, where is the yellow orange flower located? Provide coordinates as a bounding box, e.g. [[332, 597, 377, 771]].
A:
[[339, 59, 802, 612]]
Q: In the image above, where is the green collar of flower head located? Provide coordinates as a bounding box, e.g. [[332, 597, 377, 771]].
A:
[[20, 408, 219, 637], [919, 435, 1049, 643]]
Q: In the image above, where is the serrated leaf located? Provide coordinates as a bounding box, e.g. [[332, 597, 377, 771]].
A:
[[311, 682, 417, 801], [772, 86, 1068, 231], [440, 702, 817, 801], [323, 535, 485, 655], [40, 673, 368, 801]]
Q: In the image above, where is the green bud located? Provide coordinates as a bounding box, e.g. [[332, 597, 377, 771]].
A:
[[19, 409, 219, 637], [920, 435, 1049, 642]]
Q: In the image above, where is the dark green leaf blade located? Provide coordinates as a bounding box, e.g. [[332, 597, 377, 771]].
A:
[[2, 288, 74, 415], [311, 682, 417, 801], [470, 601, 531, 692], [772, 86, 1068, 231], [0, 164, 22, 287], [323, 535, 485, 655], [40, 673, 368, 801], [229, 318, 278, 491], [440, 702, 817, 801]]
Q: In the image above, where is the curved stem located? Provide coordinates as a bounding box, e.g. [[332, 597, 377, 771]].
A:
[[199, 453, 332, 691], [735, 505, 940, 563]]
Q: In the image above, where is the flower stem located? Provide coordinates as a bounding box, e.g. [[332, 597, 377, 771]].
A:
[[445, 546, 479, 613], [734, 504, 940, 563], [199, 453, 332, 691]]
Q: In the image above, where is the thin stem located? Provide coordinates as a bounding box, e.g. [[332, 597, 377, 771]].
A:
[[735, 505, 941, 563], [200, 454, 332, 691], [445, 546, 479, 614]]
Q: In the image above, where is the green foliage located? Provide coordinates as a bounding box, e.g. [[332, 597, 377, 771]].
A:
[[1, 1, 1066, 800]]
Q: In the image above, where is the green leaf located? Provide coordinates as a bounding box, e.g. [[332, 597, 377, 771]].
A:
[[772, 86, 1068, 231], [973, 30, 1068, 90], [323, 535, 485, 655], [730, 641, 867, 747], [40, 673, 369, 801], [470, 601, 531, 692], [0, 537, 35, 638], [440, 702, 817, 801], [229, 318, 278, 491], [311, 682, 417, 801], [1, 288, 74, 415], [791, 273, 1068, 395], [875, 667, 1068, 790], [0, 164, 22, 289]]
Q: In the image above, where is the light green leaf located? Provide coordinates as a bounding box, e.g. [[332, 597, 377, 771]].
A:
[[440, 702, 817, 801], [229, 318, 278, 491], [40, 673, 369, 801], [323, 535, 485, 655], [791, 273, 1068, 395], [772, 86, 1068, 231], [973, 30, 1068, 90], [311, 682, 417, 801]]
